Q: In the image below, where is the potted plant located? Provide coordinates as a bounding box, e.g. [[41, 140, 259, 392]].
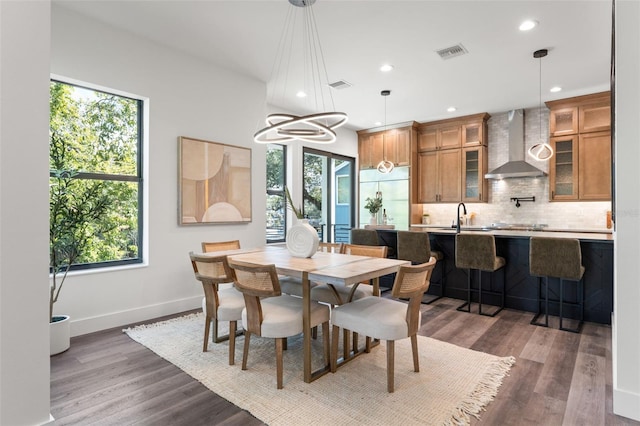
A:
[[284, 186, 318, 257], [365, 196, 383, 225], [49, 133, 112, 355]]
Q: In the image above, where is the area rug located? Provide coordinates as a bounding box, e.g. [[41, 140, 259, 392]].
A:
[[124, 313, 515, 426]]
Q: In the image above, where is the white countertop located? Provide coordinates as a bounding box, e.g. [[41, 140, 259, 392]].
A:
[[409, 224, 613, 241]]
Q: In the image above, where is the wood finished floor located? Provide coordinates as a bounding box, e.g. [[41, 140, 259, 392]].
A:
[[50, 298, 639, 426]]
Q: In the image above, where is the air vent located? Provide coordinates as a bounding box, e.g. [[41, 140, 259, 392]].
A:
[[436, 43, 468, 60], [328, 80, 352, 90]]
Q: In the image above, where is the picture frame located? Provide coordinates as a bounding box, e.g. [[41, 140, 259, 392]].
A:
[[178, 136, 252, 225]]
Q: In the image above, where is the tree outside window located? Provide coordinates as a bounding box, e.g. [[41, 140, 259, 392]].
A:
[[49, 80, 143, 269], [266, 144, 286, 243]]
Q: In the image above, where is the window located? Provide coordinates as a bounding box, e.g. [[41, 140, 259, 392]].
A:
[[266, 144, 286, 243], [49, 79, 143, 270]]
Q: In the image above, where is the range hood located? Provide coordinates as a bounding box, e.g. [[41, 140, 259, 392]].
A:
[[484, 109, 546, 179]]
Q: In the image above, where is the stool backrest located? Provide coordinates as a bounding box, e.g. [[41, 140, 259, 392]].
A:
[[455, 233, 498, 271], [397, 231, 432, 264], [530, 237, 583, 280], [350, 228, 379, 246]]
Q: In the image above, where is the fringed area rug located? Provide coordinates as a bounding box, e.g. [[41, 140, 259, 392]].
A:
[[124, 313, 515, 426]]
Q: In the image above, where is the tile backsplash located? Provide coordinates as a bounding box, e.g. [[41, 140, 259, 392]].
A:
[[419, 108, 612, 230]]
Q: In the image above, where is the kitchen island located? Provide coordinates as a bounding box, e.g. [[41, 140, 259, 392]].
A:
[[372, 226, 613, 324]]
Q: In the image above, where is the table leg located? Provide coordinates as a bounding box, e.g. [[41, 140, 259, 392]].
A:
[[373, 277, 380, 297], [302, 271, 311, 383]]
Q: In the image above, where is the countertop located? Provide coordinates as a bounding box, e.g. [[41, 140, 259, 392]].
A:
[[407, 224, 614, 242]]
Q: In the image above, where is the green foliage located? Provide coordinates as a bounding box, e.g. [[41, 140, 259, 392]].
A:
[[364, 196, 383, 214], [49, 81, 140, 321], [284, 186, 303, 219]]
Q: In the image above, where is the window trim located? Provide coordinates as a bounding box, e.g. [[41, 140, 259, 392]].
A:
[[49, 76, 146, 271]]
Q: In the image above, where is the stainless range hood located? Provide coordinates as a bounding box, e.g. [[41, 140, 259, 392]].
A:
[[484, 109, 546, 179]]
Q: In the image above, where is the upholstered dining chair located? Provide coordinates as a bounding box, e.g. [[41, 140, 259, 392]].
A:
[[201, 240, 241, 254], [330, 258, 437, 392], [228, 260, 331, 389], [189, 252, 244, 365], [310, 243, 388, 306], [278, 243, 342, 298]]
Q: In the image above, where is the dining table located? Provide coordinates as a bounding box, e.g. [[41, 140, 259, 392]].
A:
[[213, 245, 410, 383]]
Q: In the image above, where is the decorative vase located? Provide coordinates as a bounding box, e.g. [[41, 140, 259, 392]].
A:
[[50, 314, 70, 356], [369, 213, 378, 226], [286, 218, 320, 258]]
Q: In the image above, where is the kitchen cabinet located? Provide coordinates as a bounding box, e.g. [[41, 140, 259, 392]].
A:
[[416, 113, 489, 203], [417, 149, 461, 203], [357, 123, 417, 170], [462, 146, 488, 202], [546, 92, 611, 201]]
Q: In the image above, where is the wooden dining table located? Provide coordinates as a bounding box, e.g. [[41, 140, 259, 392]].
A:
[[221, 246, 410, 383]]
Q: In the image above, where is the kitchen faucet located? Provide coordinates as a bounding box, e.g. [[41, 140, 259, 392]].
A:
[[457, 202, 467, 233]]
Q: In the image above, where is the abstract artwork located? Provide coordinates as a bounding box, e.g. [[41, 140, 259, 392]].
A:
[[179, 136, 251, 225]]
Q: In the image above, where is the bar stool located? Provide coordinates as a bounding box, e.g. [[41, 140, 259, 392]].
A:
[[350, 228, 379, 246], [529, 237, 585, 333], [455, 233, 506, 317], [396, 231, 445, 304]]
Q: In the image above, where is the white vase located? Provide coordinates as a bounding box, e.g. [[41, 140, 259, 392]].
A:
[[50, 314, 70, 355], [369, 213, 378, 225], [286, 218, 320, 258]]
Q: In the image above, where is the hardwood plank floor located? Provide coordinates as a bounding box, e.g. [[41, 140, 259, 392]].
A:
[[50, 299, 639, 425]]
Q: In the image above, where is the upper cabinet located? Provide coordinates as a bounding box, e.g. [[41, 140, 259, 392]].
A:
[[357, 122, 418, 170], [416, 113, 490, 203], [546, 92, 611, 201]]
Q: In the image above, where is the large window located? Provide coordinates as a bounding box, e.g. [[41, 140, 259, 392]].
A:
[[266, 144, 286, 243], [49, 79, 143, 270]]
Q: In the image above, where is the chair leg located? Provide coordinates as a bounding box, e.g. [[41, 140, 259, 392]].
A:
[[343, 328, 350, 360], [312, 325, 318, 339], [531, 276, 550, 327], [276, 338, 284, 389], [213, 318, 219, 342], [411, 334, 419, 373], [456, 269, 472, 312], [322, 322, 330, 366], [331, 325, 340, 372], [387, 340, 395, 393], [242, 332, 251, 371], [559, 279, 583, 333], [353, 332, 359, 354], [203, 315, 212, 352], [283, 337, 287, 351], [228, 320, 236, 365], [422, 261, 444, 305], [365, 336, 372, 353]]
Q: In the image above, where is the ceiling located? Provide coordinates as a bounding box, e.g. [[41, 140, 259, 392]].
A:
[[55, 0, 612, 132]]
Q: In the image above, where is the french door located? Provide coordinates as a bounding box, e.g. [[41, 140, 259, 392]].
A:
[[302, 148, 355, 243]]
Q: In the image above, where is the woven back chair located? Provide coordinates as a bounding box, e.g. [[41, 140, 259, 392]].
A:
[[201, 240, 240, 253], [189, 252, 244, 364], [330, 258, 436, 392], [229, 260, 330, 389]]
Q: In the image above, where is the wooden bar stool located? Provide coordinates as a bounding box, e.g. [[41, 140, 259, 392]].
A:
[[396, 231, 445, 304], [455, 233, 506, 317], [529, 237, 585, 333]]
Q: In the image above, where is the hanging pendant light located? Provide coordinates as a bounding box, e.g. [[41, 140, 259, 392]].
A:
[[376, 90, 394, 174], [528, 48, 554, 161], [254, 0, 347, 144]]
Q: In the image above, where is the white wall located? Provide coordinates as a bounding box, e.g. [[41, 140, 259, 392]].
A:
[[0, 1, 52, 424], [613, 0, 640, 421], [50, 5, 358, 336]]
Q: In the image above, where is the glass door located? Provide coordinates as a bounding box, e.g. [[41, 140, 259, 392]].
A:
[[303, 148, 355, 243]]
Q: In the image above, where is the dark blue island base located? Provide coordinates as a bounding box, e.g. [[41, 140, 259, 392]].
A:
[[373, 228, 613, 325]]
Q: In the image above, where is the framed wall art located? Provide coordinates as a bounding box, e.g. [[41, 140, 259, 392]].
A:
[[178, 136, 252, 225]]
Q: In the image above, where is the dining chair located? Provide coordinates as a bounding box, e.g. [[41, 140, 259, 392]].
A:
[[279, 242, 343, 297], [201, 240, 241, 253], [189, 252, 244, 365], [311, 243, 388, 305], [228, 260, 331, 389], [330, 257, 436, 392]]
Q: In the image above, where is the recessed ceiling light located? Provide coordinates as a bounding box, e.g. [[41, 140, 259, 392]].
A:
[[550, 86, 562, 93], [447, 106, 457, 112], [374, 121, 382, 126], [519, 20, 538, 31], [296, 91, 307, 98], [380, 64, 394, 72]]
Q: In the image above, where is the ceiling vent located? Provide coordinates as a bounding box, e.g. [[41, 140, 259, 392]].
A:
[[328, 80, 352, 90], [436, 43, 468, 60]]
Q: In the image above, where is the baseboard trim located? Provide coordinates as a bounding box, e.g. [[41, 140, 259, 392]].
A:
[[69, 296, 202, 337], [613, 387, 640, 421]]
